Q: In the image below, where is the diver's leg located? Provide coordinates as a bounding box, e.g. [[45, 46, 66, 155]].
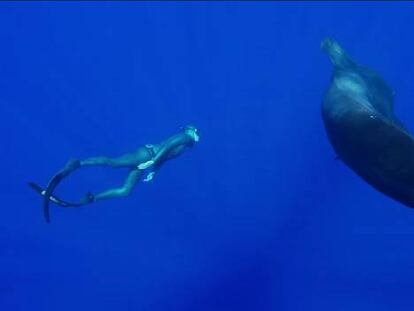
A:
[[80, 148, 150, 169], [92, 169, 144, 202], [80, 153, 138, 168]]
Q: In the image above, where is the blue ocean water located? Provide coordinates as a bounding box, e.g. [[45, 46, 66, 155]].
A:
[[1, 2, 414, 310]]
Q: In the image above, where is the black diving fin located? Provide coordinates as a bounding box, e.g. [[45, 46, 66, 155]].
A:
[[40, 159, 81, 223], [28, 182, 82, 209]]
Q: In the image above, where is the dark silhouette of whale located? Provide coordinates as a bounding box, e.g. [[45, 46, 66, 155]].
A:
[[321, 38, 414, 208]]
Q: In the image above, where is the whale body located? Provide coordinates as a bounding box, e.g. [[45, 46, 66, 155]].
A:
[[321, 38, 414, 208]]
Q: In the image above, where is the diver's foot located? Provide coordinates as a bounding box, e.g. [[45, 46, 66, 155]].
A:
[[80, 192, 95, 205]]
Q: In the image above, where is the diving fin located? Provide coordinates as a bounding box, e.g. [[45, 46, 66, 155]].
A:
[[28, 182, 82, 208], [41, 159, 81, 223]]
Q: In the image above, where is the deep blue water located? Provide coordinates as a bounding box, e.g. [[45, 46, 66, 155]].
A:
[[1, 2, 414, 310]]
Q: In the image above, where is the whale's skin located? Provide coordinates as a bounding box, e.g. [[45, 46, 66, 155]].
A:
[[321, 38, 414, 208]]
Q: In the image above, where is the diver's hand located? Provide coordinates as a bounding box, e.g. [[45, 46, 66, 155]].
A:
[[143, 172, 155, 182], [138, 160, 155, 170]]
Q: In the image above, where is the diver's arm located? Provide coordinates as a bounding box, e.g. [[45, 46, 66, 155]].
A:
[[91, 169, 144, 202], [153, 135, 191, 164], [138, 135, 190, 170]]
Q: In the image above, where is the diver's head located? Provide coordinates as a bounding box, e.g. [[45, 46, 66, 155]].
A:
[[181, 125, 200, 142]]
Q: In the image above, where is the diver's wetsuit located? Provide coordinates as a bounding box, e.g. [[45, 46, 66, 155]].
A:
[[31, 126, 199, 223]]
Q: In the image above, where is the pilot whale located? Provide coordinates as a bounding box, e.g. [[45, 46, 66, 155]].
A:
[[321, 38, 414, 208]]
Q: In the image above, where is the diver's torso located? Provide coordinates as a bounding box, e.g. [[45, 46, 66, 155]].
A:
[[155, 132, 193, 160]]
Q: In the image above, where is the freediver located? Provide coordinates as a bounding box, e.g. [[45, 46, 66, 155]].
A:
[[30, 125, 200, 222]]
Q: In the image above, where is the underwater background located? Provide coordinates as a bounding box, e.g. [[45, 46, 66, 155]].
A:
[[1, 1, 414, 310]]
